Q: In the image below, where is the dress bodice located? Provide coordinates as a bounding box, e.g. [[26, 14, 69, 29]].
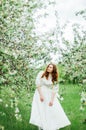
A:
[[35, 71, 59, 92], [40, 74, 53, 88]]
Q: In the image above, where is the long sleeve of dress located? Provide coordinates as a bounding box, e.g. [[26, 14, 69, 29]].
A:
[[35, 71, 44, 87], [52, 83, 60, 99]]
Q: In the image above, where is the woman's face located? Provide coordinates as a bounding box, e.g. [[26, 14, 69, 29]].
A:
[[47, 64, 53, 73]]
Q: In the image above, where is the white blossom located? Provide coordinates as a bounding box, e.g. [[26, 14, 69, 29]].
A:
[[15, 113, 22, 121], [15, 107, 19, 113], [80, 106, 84, 111], [0, 99, 3, 103], [5, 104, 8, 107]]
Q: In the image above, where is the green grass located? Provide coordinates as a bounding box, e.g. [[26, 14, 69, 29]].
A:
[[0, 84, 86, 130], [60, 84, 86, 130]]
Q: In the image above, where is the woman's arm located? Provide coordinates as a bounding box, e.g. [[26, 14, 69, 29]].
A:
[[51, 91, 56, 102], [49, 84, 59, 106], [37, 86, 44, 102], [49, 91, 56, 106], [35, 71, 44, 102]]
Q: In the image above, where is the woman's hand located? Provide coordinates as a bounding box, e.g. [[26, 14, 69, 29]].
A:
[[40, 95, 44, 102], [49, 100, 53, 106]]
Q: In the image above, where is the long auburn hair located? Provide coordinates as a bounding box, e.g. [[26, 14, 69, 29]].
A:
[[41, 63, 58, 83]]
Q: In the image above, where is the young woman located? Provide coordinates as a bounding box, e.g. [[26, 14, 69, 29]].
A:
[[29, 63, 71, 130]]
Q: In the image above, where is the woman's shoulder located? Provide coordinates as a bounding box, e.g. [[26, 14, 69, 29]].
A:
[[37, 70, 44, 76]]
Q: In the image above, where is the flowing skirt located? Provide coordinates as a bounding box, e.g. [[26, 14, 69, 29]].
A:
[[29, 86, 71, 130]]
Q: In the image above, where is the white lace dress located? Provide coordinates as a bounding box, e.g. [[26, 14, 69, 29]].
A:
[[29, 71, 71, 130]]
